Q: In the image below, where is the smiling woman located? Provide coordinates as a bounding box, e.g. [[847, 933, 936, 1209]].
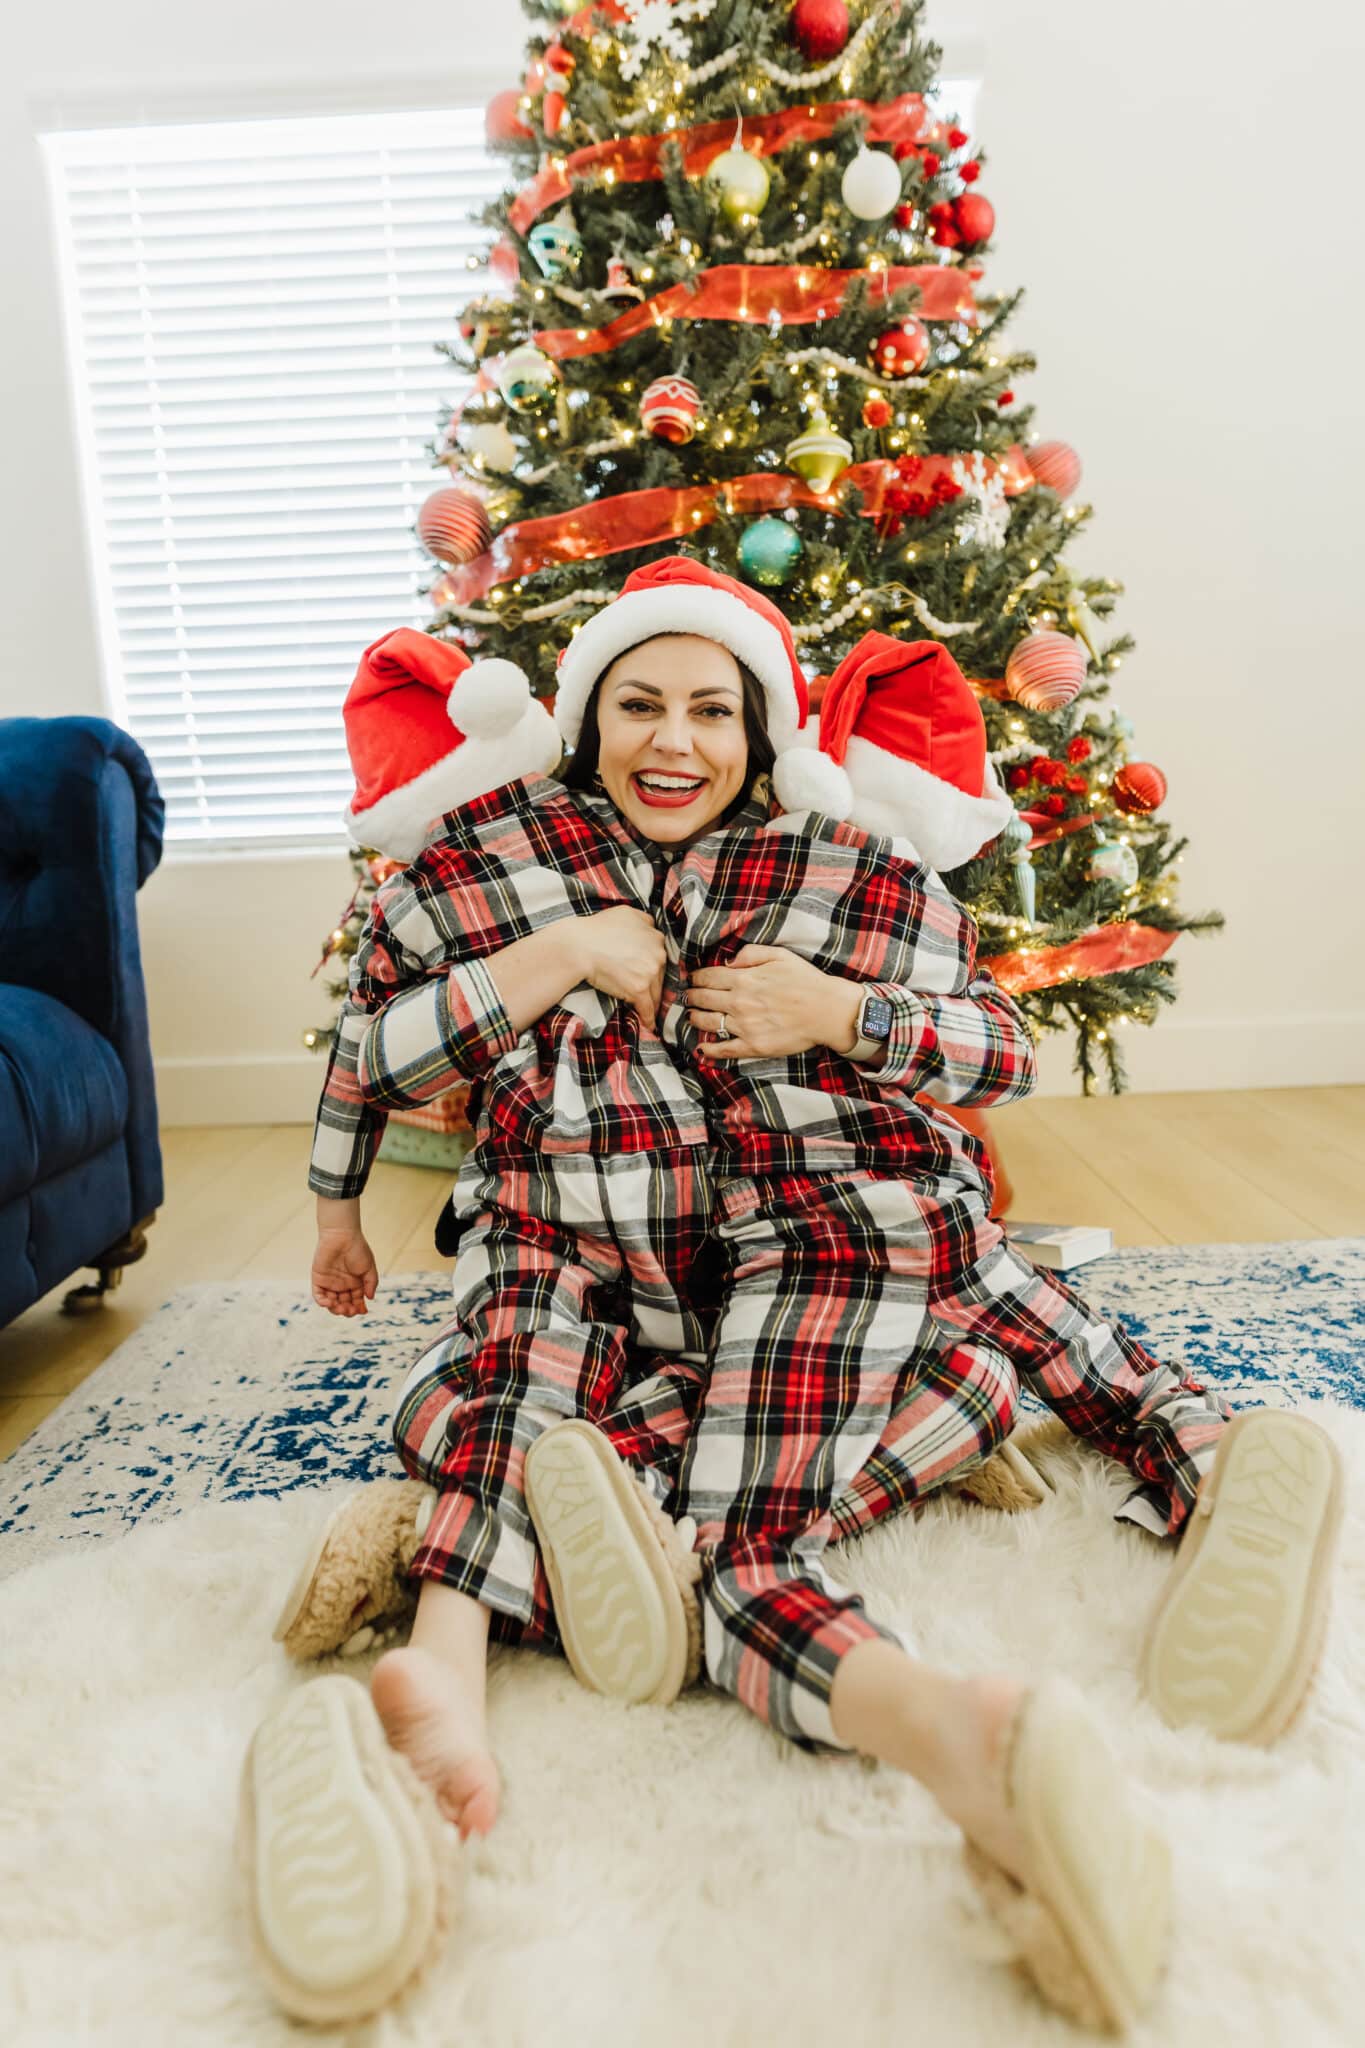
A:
[[559, 632, 776, 845]]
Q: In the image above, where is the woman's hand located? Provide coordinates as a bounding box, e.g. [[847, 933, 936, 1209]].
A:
[[687, 945, 862, 1060], [580, 906, 667, 1027], [312, 1227, 379, 1317]]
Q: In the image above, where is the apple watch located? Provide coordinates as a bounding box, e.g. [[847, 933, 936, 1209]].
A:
[[845, 990, 894, 1062]]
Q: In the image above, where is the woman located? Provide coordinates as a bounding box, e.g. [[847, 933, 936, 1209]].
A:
[[251, 564, 1341, 2033]]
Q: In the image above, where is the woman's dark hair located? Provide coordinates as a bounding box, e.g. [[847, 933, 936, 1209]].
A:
[[560, 640, 776, 808]]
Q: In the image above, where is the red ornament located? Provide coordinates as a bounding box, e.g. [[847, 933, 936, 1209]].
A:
[[1043, 793, 1068, 817], [640, 374, 701, 444], [1065, 773, 1088, 794], [953, 192, 996, 246], [1111, 763, 1167, 814], [893, 141, 920, 163], [947, 126, 970, 148], [485, 89, 533, 145], [930, 217, 961, 249], [959, 159, 981, 183], [1006, 632, 1088, 712], [790, 0, 850, 62], [862, 394, 893, 428], [871, 318, 930, 378], [1027, 439, 1083, 498], [997, 390, 1015, 406], [544, 40, 575, 81], [921, 151, 942, 177], [1008, 764, 1030, 790], [417, 487, 492, 567], [1066, 734, 1093, 764], [543, 90, 568, 138], [894, 203, 914, 228]]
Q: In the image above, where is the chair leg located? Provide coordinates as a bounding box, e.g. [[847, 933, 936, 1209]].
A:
[[60, 1214, 157, 1317]]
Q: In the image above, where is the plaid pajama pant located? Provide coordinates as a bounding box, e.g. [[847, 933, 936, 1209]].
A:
[[674, 1167, 1233, 1748], [391, 1151, 1019, 1665]]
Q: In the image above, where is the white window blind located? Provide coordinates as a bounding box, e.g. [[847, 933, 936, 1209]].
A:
[[43, 107, 504, 846]]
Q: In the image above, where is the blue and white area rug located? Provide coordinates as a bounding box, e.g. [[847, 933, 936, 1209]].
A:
[[2, 1238, 1363, 1583]]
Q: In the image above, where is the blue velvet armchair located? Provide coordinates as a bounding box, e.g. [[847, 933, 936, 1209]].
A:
[[0, 717, 165, 1327]]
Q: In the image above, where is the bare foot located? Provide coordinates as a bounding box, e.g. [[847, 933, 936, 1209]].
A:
[[920, 1673, 1031, 1885], [370, 1645, 502, 1839]]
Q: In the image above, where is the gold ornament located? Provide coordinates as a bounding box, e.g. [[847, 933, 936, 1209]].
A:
[[1066, 593, 1105, 665], [704, 124, 771, 225], [784, 409, 853, 494]]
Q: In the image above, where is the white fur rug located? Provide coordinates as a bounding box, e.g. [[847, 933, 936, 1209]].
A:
[[3, 1406, 1364, 2047]]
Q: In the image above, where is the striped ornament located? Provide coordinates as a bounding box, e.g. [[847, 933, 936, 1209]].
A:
[[640, 374, 701, 445], [416, 487, 492, 567], [1004, 630, 1088, 711], [1027, 440, 1083, 498]]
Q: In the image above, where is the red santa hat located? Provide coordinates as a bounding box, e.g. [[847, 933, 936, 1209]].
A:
[[772, 632, 1013, 870], [553, 554, 808, 754], [343, 628, 561, 861]]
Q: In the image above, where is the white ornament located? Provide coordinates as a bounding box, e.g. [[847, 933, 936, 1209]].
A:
[[840, 146, 902, 220], [953, 451, 1011, 550], [459, 419, 518, 474], [618, 0, 716, 80]]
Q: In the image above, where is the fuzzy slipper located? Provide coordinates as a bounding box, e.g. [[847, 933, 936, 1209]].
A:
[[524, 1419, 702, 1706], [273, 1480, 436, 1662], [963, 1678, 1171, 2035], [951, 1418, 1064, 1514], [1141, 1406, 1343, 1745], [238, 1674, 463, 2027]]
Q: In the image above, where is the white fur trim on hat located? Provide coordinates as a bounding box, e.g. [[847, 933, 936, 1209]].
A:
[[447, 657, 532, 739], [555, 585, 803, 754], [345, 699, 562, 863], [841, 736, 1015, 870], [772, 741, 855, 821]]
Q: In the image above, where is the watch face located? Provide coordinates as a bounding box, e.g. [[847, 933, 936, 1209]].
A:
[[861, 996, 893, 1041]]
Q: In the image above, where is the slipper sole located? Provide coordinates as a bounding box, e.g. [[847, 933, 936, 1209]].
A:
[[1141, 1408, 1343, 1744], [237, 1675, 459, 2026], [524, 1420, 688, 1706]]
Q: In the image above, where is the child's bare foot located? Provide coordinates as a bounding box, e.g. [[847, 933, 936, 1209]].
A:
[[370, 1646, 502, 1839], [920, 1673, 1031, 1884]]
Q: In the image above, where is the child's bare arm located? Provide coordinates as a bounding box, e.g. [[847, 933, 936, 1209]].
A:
[[311, 1195, 379, 1317]]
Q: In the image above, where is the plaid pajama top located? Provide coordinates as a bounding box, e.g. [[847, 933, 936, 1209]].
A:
[[307, 775, 709, 1201], [316, 775, 1035, 1220]]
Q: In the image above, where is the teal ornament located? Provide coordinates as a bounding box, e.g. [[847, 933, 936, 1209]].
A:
[[497, 343, 560, 412], [1088, 836, 1139, 889], [528, 214, 583, 281], [739, 517, 803, 588], [1002, 809, 1035, 922]]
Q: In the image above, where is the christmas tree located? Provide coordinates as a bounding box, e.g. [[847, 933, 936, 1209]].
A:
[[316, 0, 1219, 1094]]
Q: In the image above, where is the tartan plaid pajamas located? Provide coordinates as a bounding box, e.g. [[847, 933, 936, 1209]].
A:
[[317, 775, 1229, 1750]]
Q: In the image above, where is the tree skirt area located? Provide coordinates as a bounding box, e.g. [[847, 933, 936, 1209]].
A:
[[1, 1243, 1364, 2044]]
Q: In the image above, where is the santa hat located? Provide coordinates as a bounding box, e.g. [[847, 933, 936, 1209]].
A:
[[553, 554, 808, 754], [343, 628, 561, 861], [772, 632, 1013, 870]]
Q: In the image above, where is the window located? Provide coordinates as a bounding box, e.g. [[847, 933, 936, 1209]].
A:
[[44, 108, 503, 846]]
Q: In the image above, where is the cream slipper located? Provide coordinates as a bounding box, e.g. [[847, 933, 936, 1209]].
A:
[[1141, 1407, 1343, 1744], [238, 1674, 462, 2027], [964, 1679, 1171, 2035], [951, 1417, 1065, 1513], [523, 1419, 702, 1706], [273, 1480, 436, 1662]]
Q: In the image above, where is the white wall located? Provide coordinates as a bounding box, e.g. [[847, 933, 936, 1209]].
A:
[[4, 0, 1362, 1119]]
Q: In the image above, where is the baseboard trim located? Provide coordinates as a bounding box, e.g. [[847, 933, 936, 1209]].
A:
[[155, 1014, 1364, 1126]]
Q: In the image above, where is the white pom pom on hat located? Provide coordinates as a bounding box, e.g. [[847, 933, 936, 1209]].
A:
[[772, 741, 854, 820], [447, 657, 532, 738]]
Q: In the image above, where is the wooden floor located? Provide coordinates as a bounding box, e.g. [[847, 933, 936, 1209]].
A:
[[2, 1086, 1363, 1463]]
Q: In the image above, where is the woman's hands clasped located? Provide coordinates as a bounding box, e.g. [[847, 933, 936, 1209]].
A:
[[687, 945, 861, 1061]]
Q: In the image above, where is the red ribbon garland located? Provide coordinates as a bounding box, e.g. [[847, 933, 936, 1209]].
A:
[[535, 263, 977, 359], [430, 447, 1035, 606], [510, 94, 931, 234], [983, 923, 1176, 995]]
